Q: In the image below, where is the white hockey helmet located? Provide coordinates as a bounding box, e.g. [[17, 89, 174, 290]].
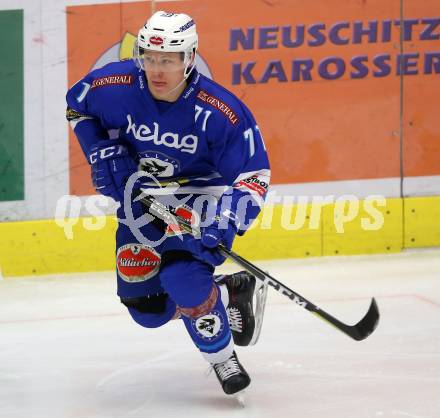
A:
[[134, 11, 198, 79]]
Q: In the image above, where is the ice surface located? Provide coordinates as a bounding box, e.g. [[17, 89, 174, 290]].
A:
[[1, 249, 439, 418]]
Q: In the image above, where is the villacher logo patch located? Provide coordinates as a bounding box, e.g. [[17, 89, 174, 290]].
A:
[[116, 244, 161, 283]]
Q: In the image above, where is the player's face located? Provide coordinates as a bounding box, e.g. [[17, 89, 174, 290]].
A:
[[143, 51, 187, 101]]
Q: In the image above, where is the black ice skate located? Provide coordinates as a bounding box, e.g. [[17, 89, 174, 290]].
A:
[[217, 271, 268, 346], [213, 351, 251, 395]]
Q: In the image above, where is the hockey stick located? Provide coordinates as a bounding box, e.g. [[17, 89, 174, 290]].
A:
[[139, 194, 380, 341]]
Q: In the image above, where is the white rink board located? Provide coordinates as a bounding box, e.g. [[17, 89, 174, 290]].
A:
[[0, 249, 439, 418]]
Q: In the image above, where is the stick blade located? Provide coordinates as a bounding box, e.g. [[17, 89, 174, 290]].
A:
[[350, 298, 380, 341]]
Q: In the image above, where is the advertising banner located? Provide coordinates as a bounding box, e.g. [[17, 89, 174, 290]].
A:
[[67, 0, 440, 196]]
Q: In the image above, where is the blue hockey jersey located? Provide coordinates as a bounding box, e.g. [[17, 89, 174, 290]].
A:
[[66, 60, 270, 232]]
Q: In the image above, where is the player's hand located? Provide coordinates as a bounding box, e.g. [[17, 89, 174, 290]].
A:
[[187, 213, 238, 266], [88, 139, 138, 202]]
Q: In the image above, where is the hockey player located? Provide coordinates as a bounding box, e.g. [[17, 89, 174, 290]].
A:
[[66, 11, 270, 396]]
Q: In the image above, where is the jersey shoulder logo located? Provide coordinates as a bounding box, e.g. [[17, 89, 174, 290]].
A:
[[66, 107, 90, 121], [91, 74, 133, 89], [196, 90, 239, 125]]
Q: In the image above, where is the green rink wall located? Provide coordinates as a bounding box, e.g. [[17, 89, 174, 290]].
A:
[[0, 9, 24, 202]]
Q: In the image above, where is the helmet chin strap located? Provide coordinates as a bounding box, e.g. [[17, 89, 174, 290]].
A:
[[158, 77, 187, 100]]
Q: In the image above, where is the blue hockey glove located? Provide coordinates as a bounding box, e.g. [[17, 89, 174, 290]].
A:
[[187, 211, 238, 266], [88, 139, 138, 202]]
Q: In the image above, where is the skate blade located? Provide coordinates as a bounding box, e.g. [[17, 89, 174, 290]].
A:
[[235, 390, 246, 407], [249, 281, 268, 346]]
